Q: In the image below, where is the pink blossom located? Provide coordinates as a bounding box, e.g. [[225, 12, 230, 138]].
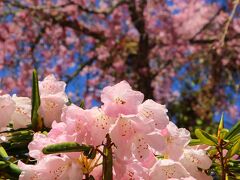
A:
[[39, 96, 66, 127], [38, 74, 68, 127], [180, 148, 212, 180], [160, 122, 190, 160], [11, 95, 31, 129], [61, 104, 90, 144], [101, 81, 144, 117], [28, 121, 75, 159], [110, 115, 165, 162], [0, 94, 15, 130], [86, 107, 115, 146], [138, 99, 169, 130], [18, 155, 83, 180], [149, 159, 190, 180], [119, 161, 150, 180], [39, 74, 67, 99]]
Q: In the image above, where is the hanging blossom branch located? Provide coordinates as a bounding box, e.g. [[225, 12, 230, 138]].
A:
[[189, 8, 223, 42], [2, 0, 106, 41], [65, 56, 97, 84], [220, 0, 240, 46]]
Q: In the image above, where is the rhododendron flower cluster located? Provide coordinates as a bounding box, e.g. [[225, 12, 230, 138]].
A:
[[0, 75, 212, 180]]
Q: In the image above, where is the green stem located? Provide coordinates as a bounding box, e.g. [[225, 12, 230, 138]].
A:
[[218, 140, 226, 180], [102, 134, 113, 180]]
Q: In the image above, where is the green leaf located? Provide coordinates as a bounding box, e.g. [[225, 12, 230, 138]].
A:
[[208, 147, 218, 156], [226, 139, 240, 158], [188, 139, 202, 146], [220, 128, 229, 139], [31, 69, 43, 131], [7, 163, 21, 176], [0, 161, 21, 177], [195, 129, 218, 146], [0, 145, 8, 158], [79, 100, 85, 109], [225, 121, 240, 140], [42, 142, 92, 154], [0, 161, 8, 169], [217, 113, 224, 139]]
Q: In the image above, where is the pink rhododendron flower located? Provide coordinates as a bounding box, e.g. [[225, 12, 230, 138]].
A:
[[0, 94, 15, 130], [110, 115, 165, 162], [38, 74, 68, 127], [39, 96, 66, 127], [18, 155, 83, 180], [11, 95, 31, 129], [160, 122, 190, 160], [149, 159, 190, 180], [28, 121, 75, 159], [61, 104, 90, 144], [11, 79, 214, 180], [120, 161, 150, 180], [101, 81, 144, 117], [86, 107, 115, 146], [138, 99, 169, 130], [180, 148, 212, 180], [39, 74, 67, 98]]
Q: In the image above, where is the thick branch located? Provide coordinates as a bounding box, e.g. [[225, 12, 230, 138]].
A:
[[220, 0, 239, 46], [128, 0, 154, 99]]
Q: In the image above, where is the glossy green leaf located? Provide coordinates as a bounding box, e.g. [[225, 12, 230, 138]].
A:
[[225, 121, 240, 140], [0, 161, 8, 169], [31, 69, 43, 131], [195, 129, 218, 146], [208, 147, 218, 156], [0, 160, 21, 177], [79, 100, 85, 109], [7, 163, 21, 176], [217, 113, 224, 139], [188, 139, 202, 146], [226, 139, 240, 158], [42, 142, 92, 154], [0, 145, 8, 158], [220, 128, 229, 139]]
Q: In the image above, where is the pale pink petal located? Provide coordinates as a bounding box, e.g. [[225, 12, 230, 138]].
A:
[[150, 159, 190, 180], [11, 95, 31, 129], [0, 94, 15, 129], [101, 81, 144, 117], [145, 131, 166, 152], [39, 96, 66, 127], [138, 99, 169, 130], [132, 134, 151, 161], [87, 107, 115, 146], [39, 74, 67, 99], [110, 116, 135, 159]]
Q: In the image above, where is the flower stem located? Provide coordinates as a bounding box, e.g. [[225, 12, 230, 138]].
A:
[[102, 134, 113, 180], [218, 140, 226, 180]]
